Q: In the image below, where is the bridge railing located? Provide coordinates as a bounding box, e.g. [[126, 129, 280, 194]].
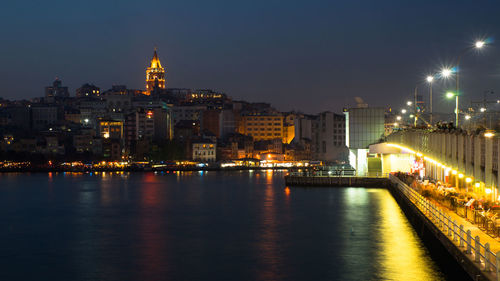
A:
[[390, 174, 500, 280], [287, 171, 389, 178]]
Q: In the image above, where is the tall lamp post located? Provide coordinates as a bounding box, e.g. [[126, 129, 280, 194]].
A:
[[453, 40, 486, 127], [446, 92, 458, 126], [426, 76, 434, 124]]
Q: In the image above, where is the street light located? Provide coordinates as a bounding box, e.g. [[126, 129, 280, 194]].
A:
[[446, 92, 459, 126], [465, 114, 471, 120], [426, 75, 434, 124], [453, 40, 487, 127], [441, 68, 453, 78], [407, 101, 412, 106], [401, 109, 407, 114], [475, 40, 486, 49]]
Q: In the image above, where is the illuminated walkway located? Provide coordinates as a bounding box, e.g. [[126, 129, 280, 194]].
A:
[[385, 129, 500, 200], [391, 175, 500, 280], [432, 198, 500, 253]]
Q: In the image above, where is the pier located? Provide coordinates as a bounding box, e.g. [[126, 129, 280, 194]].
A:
[[284, 174, 389, 187]]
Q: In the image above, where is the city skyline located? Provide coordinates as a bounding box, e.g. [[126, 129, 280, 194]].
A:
[[2, 0, 500, 114]]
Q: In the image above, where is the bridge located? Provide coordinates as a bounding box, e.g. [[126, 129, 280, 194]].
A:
[[376, 128, 500, 199]]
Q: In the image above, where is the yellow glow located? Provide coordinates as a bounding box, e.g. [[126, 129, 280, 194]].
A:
[[458, 173, 464, 178], [465, 177, 472, 183], [452, 170, 457, 175], [475, 183, 480, 188], [486, 188, 492, 194], [103, 132, 110, 139], [416, 153, 422, 157]]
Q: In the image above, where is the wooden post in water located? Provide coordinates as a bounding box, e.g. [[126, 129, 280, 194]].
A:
[[475, 236, 481, 263]]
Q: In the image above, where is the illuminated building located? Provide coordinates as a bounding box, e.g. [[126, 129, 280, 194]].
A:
[[238, 114, 284, 142], [76, 83, 100, 98], [145, 48, 166, 93], [192, 140, 216, 162], [344, 107, 387, 176], [98, 120, 123, 139]]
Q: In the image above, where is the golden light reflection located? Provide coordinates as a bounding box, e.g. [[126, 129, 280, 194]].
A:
[[377, 190, 444, 280], [284, 187, 290, 196]]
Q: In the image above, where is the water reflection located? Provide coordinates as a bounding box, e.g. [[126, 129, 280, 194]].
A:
[[256, 171, 282, 280], [136, 176, 169, 280], [377, 190, 445, 280], [0, 172, 450, 281]]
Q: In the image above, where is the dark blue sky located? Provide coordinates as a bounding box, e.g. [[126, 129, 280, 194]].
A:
[[1, 0, 499, 113]]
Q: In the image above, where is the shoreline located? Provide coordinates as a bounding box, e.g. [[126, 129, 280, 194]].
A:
[[0, 166, 291, 173]]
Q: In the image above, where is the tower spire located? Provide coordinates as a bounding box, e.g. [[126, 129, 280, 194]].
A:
[[146, 48, 166, 92]]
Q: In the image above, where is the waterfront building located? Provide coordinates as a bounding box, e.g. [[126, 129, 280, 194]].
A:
[[293, 114, 313, 144], [76, 84, 100, 98], [311, 112, 347, 162], [238, 114, 284, 142], [145, 49, 166, 93], [192, 140, 216, 162], [344, 107, 385, 175]]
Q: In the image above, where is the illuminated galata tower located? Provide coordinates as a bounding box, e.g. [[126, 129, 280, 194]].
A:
[[145, 48, 166, 92]]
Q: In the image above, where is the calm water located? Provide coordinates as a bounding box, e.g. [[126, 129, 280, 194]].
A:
[[0, 170, 450, 281]]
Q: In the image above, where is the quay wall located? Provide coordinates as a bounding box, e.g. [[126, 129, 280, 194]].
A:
[[284, 176, 390, 187], [388, 177, 490, 281]]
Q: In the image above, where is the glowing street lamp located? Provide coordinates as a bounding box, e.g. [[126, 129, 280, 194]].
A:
[[452, 40, 488, 127], [446, 92, 459, 125], [426, 75, 434, 124], [401, 109, 407, 114], [475, 40, 486, 49], [396, 116, 402, 121], [407, 101, 412, 106], [465, 114, 471, 120], [441, 68, 453, 78]]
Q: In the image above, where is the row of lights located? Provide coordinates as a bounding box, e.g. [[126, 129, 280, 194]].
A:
[[398, 39, 489, 127], [387, 143, 492, 194]]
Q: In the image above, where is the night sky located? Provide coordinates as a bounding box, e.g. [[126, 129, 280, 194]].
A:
[[1, 0, 500, 114]]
